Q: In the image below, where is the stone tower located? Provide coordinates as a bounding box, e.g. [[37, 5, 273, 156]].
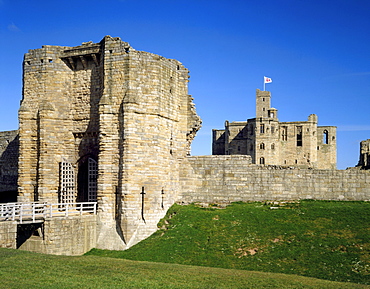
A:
[[357, 139, 370, 169], [18, 36, 201, 249], [212, 89, 336, 169]]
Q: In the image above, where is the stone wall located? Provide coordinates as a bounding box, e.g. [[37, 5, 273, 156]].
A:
[[18, 215, 97, 255], [0, 130, 18, 201], [0, 221, 17, 248], [18, 36, 201, 250], [179, 155, 370, 204]]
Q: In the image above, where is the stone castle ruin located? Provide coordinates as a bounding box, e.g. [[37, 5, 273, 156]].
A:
[[0, 36, 369, 255]]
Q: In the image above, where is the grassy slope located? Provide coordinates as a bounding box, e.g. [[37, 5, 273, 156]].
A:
[[0, 248, 368, 289], [87, 201, 370, 285]]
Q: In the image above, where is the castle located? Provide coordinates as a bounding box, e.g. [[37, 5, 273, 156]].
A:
[[212, 89, 336, 169], [0, 36, 369, 255]]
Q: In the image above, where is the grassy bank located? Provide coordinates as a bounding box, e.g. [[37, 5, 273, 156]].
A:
[[0, 248, 368, 288], [87, 200, 370, 285]]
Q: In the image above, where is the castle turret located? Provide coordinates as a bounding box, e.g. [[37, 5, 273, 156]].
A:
[[256, 89, 271, 119]]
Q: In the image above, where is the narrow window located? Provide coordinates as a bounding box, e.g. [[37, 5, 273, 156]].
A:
[[271, 143, 275, 150], [260, 143, 265, 150], [260, 157, 265, 164], [271, 126, 275, 134], [296, 126, 303, 146], [161, 189, 164, 209], [323, 130, 329, 144], [238, 146, 241, 152], [141, 187, 146, 222], [282, 126, 287, 141], [260, 124, 265, 134]]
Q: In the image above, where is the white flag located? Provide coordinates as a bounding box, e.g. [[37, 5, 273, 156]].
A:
[[264, 76, 272, 84]]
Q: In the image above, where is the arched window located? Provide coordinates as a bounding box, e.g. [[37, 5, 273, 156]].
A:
[[271, 143, 275, 150], [260, 143, 265, 150], [260, 157, 265, 164], [323, 130, 329, 144]]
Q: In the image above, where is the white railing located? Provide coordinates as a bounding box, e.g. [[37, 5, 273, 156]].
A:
[[0, 202, 97, 224]]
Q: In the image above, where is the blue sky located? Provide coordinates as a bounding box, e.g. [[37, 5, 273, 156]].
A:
[[0, 0, 369, 169]]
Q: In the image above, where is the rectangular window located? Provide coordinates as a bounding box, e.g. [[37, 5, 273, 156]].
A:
[[260, 124, 265, 134], [281, 126, 287, 141], [296, 126, 303, 146]]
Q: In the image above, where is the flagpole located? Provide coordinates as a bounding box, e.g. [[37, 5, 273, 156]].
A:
[[263, 77, 265, 91]]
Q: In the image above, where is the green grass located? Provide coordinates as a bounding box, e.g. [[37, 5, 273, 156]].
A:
[[87, 200, 370, 285], [0, 248, 368, 288]]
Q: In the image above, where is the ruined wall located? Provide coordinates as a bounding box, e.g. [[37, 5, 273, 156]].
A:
[[357, 139, 370, 170], [179, 156, 370, 204], [0, 130, 18, 202]]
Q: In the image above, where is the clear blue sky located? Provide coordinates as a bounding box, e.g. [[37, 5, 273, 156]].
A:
[[1, 0, 369, 169]]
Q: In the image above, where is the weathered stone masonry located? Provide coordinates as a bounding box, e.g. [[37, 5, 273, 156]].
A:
[[212, 89, 337, 169], [0, 36, 369, 255], [0, 130, 18, 202], [17, 36, 201, 249], [179, 156, 370, 204]]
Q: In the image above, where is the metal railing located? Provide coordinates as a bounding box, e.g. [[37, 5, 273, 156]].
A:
[[0, 202, 97, 224]]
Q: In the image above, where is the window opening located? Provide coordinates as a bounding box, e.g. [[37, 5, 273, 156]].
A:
[[161, 189, 164, 209], [141, 187, 146, 222], [260, 157, 265, 164], [260, 143, 265, 150], [271, 143, 275, 149], [323, 130, 329, 144], [282, 126, 287, 141], [260, 124, 265, 134], [296, 126, 303, 146]]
